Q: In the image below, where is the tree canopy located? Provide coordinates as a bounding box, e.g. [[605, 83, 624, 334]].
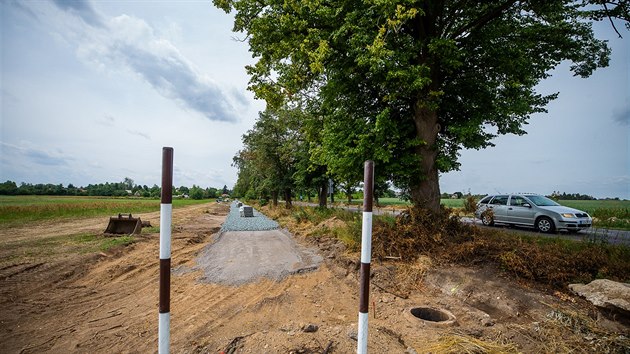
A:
[[217, 0, 629, 211]]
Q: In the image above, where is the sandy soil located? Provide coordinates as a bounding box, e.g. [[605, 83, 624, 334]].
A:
[[0, 202, 627, 353]]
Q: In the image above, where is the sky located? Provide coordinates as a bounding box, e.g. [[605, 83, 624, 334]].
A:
[[0, 1, 628, 199]]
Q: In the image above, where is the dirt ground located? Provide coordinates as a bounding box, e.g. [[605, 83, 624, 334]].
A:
[[1, 202, 628, 353]]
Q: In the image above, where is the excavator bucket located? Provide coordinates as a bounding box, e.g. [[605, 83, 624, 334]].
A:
[[105, 213, 142, 235]]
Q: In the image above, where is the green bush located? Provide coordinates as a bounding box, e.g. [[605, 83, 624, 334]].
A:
[[189, 186, 204, 200]]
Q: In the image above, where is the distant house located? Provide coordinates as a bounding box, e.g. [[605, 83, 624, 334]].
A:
[[126, 190, 133, 195]]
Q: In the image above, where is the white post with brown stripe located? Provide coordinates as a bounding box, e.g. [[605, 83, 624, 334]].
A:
[[357, 160, 374, 354], [159, 147, 173, 354]]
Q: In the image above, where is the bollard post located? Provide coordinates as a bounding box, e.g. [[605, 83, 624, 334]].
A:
[[357, 160, 374, 354], [159, 147, 173, 354]]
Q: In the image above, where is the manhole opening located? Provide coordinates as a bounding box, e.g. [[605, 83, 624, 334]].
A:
[[410, 307, 451, 322]]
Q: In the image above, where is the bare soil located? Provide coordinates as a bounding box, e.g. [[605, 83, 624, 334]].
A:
[[1, 202, 627, 353]]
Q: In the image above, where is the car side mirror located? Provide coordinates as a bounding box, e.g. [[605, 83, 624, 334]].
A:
[[523, 203, 531, 208]]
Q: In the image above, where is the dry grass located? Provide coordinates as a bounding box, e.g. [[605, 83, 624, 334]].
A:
[[264, 205, 630, 286], [420, 334, 520, 354], [504, 307, 630, 353], [394, 256, 433, 291], [371, 207, 630, 286]]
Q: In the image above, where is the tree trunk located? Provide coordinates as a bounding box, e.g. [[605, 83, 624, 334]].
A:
[[284, 188, 292, 208], [271, 190, 278, 207], [410, 103, 442, 212], [318, 182, 327, 207], [347, 193, 352, 205]]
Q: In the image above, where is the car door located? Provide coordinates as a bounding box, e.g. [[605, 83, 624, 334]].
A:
[[507, 195, 536, 226], [487, 195, 509, 223]]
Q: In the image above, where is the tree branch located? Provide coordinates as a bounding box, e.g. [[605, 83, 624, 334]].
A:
[[450, 0, 519, 40], [602, 0, 624, 38]]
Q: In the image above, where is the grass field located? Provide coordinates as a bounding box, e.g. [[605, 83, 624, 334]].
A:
[[0, 196, 209, 227]]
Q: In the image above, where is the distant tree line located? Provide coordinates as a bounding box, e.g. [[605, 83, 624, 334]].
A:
[[0, 179, 229, 200], [548, 191, 597, 201], [232, 107, 400, 208]]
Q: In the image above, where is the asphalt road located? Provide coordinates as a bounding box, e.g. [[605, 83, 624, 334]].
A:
[[459, 217, 630, 245]]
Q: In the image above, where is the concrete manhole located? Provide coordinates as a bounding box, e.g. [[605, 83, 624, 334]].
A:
[[404, 307, 457, 327]]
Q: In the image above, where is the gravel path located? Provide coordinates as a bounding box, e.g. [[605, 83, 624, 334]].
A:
[[196, 202, 321, 285], [195, 229, 321, 285], [220, 202, 280, 231]]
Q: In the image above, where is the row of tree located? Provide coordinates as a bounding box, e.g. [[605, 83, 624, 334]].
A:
[[232, 107, 397, 207], [548, 191, 597, 201], [0, 179, 230, 200], [218, 0, 628, 211]]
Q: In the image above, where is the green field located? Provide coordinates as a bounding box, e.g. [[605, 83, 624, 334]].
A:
[[0, 196, 209, 227], [347, 197, 463, 207]]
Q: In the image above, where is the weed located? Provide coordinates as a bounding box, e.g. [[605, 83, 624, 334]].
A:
[[372, 207, 630, 286], [142, 226, 160, 234], [100, 236, 135, 252], [331, 217, 362, 251], [292, 208, 313, 223], [527, 308, 630, 353], [462, 195, 477, 215], [372, 207, 476, 262], [71, 233, 98, 243]]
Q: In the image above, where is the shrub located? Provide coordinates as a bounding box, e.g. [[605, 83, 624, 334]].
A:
[[372, 207, 630, 287], [372, 207, 478, 261], [462, 195, 477, 215]]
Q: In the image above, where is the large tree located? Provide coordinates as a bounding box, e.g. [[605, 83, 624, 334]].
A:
[[215, 0, 628, 211]]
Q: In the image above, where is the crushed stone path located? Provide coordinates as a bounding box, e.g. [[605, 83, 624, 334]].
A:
[[195, 203, 321, 285]]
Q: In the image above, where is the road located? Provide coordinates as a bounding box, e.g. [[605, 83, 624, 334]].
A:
[[294, 202, 630, 245], [459, 217, 630, 245]]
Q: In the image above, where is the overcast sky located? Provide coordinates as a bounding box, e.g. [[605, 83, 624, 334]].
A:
[[1, 1, 628, 199]]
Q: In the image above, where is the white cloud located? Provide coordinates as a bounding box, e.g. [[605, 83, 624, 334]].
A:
[[38, 0, 246, 122]]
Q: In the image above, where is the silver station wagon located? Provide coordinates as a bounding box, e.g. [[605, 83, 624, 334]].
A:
[[475, 193, 592, 233]]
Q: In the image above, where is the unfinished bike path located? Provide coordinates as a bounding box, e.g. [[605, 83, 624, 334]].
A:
[[194, 203, 322, 285]]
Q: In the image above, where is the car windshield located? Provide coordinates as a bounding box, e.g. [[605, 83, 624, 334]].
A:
[[526, 195, 560, 207]]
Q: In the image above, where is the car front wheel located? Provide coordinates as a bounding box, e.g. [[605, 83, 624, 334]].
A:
[[536, 216, 556, 234]]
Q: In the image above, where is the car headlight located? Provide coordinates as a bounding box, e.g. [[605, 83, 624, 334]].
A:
[[561, 213, 576, 218]]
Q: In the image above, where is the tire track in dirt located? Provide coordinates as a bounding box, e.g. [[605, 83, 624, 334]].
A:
[[0, 203, 230, 353]]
